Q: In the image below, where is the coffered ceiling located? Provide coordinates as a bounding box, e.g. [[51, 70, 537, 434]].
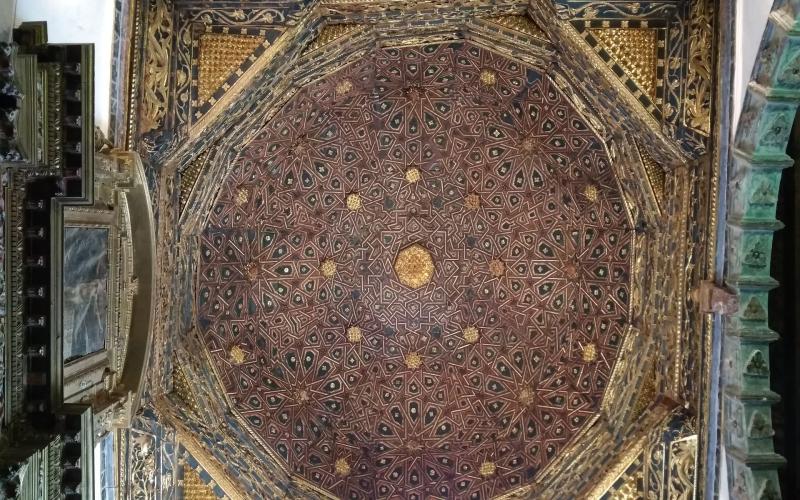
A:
[[196, 41, 633, 499], [131, 1, 716, 499]]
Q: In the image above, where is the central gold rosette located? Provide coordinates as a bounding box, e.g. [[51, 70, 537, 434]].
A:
[[393, 243, 435, 289]]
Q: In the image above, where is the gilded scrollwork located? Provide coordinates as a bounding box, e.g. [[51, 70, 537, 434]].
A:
[[129, 430, 158, 499], [684, 0, 713, 136], [668, 435, 698, 500], [557, 1, 676, 19], [139, 0, 174, 135]]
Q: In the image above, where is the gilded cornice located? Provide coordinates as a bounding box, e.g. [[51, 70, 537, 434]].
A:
[[302, 23, 364, 54], [637, 142, 667, 213], [485, 14, 548, 40]]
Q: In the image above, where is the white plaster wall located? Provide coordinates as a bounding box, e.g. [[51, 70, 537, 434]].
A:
[[733, 0, 774, 134], [13, 0, 115, 135], [0, 0, 16, 42]]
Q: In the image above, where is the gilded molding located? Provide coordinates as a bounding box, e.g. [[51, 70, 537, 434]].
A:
[[485, 14, 547, 40], [125, 0, 144, 150], [179, 148, 209, 212], [668, 435, 699, 499], [303, 23, 363, 54], [638, 142, 667, 211]]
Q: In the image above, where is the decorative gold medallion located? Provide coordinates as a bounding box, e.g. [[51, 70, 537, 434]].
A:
[[479, 461, 497, 477], [334, 458, 351, 476], [347, 326, 363, 343], [405, 167, 421, 183], [336, 79, 353, 94], [405, 352, 422, 370], [564, 261, 579, 280], [479, 69, 497, 86], [489, 258, 506, 277], [235, 186, 249, 206], [245, 261, 261, 282], [346, 193, 362, 211], [520, 137, 536, 153], [321, 258, 337, 278], [295, 389, 310, 402], [463, 326, 480, 344], [465, 193, 481, 210], [582, 343, 597, 362], [229, 346, 246, 365], [584, 184, 599, 202], [394, 244, 435, 289], [518, 388, 534, 406]]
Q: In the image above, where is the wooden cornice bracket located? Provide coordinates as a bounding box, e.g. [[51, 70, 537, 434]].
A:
[[694, 281, 739, 315]]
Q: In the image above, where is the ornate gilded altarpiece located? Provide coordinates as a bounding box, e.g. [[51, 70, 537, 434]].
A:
[[117, 0, 722, 498]]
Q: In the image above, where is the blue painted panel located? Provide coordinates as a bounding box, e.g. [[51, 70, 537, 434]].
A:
[[63, 227, 109, 361]]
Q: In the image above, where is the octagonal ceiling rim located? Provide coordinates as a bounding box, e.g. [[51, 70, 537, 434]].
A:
[[190, 40, 641, 500]]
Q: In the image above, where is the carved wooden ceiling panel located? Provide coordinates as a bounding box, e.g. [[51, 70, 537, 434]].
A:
[[196, 42, 632, 499]]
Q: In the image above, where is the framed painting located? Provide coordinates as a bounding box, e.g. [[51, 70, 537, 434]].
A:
[[63, 226, 110, 361], [62, 207, 118, 381]]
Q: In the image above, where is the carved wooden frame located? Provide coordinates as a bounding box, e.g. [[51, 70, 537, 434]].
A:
[[61, 207, 117, 376]]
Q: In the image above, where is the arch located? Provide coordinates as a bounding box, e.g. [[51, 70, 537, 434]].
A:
[[724, 2, 800, 498]]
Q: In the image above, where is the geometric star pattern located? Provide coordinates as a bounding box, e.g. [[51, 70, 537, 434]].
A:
[[197, 42, 632, 499]]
